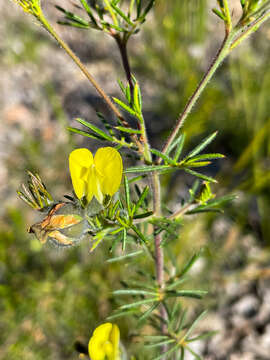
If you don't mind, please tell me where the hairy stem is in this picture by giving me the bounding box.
[151,171,168,356]
[231,10,270,49]
[39,15,128,126]
[114,27,167,354]
[115,35,134,93]
[159,32,235,162]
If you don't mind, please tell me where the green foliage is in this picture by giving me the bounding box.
[5,0,270,358]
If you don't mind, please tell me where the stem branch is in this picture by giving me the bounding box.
[39,15,128,126]
[159,33,234,162]
[115,35,134,93]
[151,171,167,344]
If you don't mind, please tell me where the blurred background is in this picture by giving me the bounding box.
[1,0,270,359]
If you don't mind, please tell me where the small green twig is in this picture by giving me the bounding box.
[168,203,195,220]
[231,9,270,49]
[159,32,235,163]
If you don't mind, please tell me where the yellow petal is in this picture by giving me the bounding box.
[94,147,123,198]
[88,323,113,360]
[110,324,120,360]
[87,166,103,204]
[69,148,93,200]
[88,336,105,360]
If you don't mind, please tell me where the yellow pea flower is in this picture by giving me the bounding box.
[69,147,123,204]
[88,323,120,360]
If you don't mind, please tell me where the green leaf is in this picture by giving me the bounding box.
[79,0,98,26]
[201,194,236,208]
[179,252,202,278]
[212,7,227,20]
[55,5,90,26]
[182,310,208,341]
[113,97,137,116]
[133,211,153,219]
[188,331,218,342]
[133,82,142,113]
[166,290,207,299]
[142,0,156,18]
[188,180,200,202]
[117,79,126,96]
[120,298,157,310]
[187,195,236,214]
[134,186,149,213]
[186,153,225,161]
[122,228,127,251]
[166,133,185,156]
[75,118,113,141]
[68,127,103,140]
[113,289,157,296]
[152,344,180,360]
[107,309,139,320]
[131,225,148,243]
[125,165,171,173]
[136,0,142,18]
[184,168,217,183]
[166,276,188,291]
[100,21,126,32]
[111,3,134,25]
[138,303,159,324]
[151,148,176,165]
[186,346,202,360]
[124,175,131,215]
[185,161,212,168]
[96,112,115,136]
[115,126,141,134]
[143,335,169,341]
[57,21,90,29]
[145,339,175,348]
[106,250,143,263]
[174,133,186,161]
[184,131,218,160]
[241,0,246,7]
[176,308,188,333]
[180,347,185,360]
[127,280,156,291]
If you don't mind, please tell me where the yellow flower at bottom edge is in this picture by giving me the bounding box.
[69,147,123,204]
[88,323,120,360]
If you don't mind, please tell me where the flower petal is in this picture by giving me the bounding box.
[94,147,123,197]
[69,148,93,200]
[110,324,120,360]
[88,323,113,360]
[87,166,103,204]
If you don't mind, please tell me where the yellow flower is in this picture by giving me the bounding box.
[88,323,120,360]
[69,147,123,204]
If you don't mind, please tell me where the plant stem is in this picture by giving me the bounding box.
[151,171,167,351]
[231,10,270,49]
[159,32,235,162]
[39,15,128,126]
[115,35,134,93]
[168,203,196,220]
[113,25,167,354]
